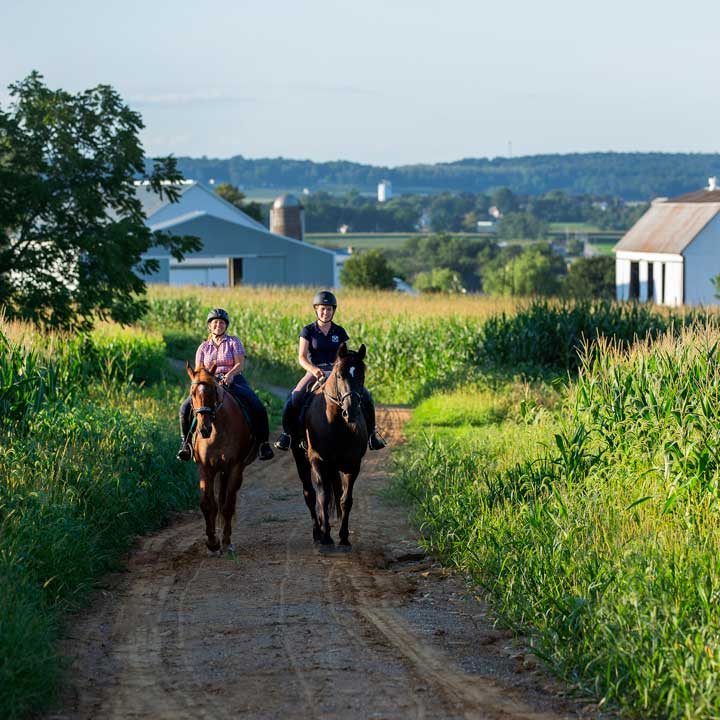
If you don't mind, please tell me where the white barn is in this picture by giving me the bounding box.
[615,184,720,306]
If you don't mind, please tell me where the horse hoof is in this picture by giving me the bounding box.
[207,548,222,557]
[312,528,322,543]
[206,539,221,554]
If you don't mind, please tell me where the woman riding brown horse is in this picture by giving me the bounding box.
[290,342,369,547]
[186,362,257,553]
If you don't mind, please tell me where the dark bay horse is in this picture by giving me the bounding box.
[291,343,369,548]
[186,362,257,553]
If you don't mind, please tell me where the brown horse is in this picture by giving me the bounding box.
[186,362,258,553]
[291,343,369,548]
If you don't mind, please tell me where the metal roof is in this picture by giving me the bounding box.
[667,189,720,203]
[272,193,302,210]
[614,201,720,255]
[135,182,194,218]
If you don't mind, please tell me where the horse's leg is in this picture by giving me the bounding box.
[221,464,243,552]
[338,470,358,548]
[310,457,333,545]
[199,468,220,552]
[293,447,321,542]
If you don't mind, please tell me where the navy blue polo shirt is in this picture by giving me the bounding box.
[300,321,349,367]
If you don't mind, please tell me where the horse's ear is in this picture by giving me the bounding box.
[337,342,347,358]
[358,343,366,360]
[186,361,194,379]
[208,362,217,376]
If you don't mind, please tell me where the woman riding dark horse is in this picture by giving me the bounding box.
[177,308,274,462]
[274,290,385,452]
[292,342,370,546]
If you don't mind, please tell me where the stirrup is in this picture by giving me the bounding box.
[258,442,274,461]
[369,432,386,450]
[176,441,193,461]
[274,433,291,451]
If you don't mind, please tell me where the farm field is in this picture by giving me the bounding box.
[4,290,720,718]
[305,230,621,253]
[305,232,419,250]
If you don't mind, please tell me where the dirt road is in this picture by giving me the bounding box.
[49,408,594,720]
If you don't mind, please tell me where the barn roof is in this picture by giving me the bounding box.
[133,181,267,231]
[614,200,720,255]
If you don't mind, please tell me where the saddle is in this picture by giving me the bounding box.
[297,390,318,429]
[224,388,254,432]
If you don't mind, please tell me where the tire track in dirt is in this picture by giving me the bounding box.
[48,407,596,720]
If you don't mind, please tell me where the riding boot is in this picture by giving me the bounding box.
[177,403,193,461]
[274,394,295,451]
[362,388,386,450]
[258,442,275,460]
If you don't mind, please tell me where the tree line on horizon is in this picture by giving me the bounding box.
[174,152,720,200]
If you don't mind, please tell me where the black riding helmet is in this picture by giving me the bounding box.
[312,290,337,308]
[206,308,230,326]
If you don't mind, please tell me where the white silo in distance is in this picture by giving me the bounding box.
[270,193,305,241]
[378,180,392,203]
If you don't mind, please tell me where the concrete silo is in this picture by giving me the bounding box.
[270,193,305,241]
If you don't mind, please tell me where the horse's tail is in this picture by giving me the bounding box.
[331,470,342,520]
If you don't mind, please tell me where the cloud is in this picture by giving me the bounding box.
[128,89,261,107]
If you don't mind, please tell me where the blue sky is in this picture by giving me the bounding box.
[3,0,720,165]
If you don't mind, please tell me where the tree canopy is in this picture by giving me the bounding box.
[0,72,200,331]
[174,152,720,200]
[340,249,395,290]
[564,256,616,300]
[214,183,265,224]
[481,245,566,297]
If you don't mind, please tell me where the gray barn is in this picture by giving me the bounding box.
[138,181,336,287]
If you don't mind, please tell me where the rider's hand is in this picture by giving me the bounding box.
[313,368,325,382]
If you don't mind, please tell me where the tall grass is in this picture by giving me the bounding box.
[0,324,195,719]
[478,299,703,372]
[145,289,713,401]
[394,323,720,718]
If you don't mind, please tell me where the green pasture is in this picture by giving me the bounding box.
[586,240,617,256]
[305,232,418,250]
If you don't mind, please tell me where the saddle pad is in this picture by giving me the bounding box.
[226,391,254,434]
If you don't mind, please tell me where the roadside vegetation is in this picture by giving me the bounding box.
[392,309,720,718]
[0,321,198,719]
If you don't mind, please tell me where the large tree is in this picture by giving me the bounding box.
[340,249,395,290]
[481,244,566,296]
[0,72,200,330]
[564,256,616,300]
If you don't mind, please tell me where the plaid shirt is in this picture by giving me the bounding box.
[195,335,245,375]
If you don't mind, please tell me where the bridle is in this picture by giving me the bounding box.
[191,379,225,422]
[323,365,363,420]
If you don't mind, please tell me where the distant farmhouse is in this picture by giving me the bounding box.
[138,182,336,287]
[615,179,720,306]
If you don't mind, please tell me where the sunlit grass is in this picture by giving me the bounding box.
[394,323,720,718]
[145,284,521,323]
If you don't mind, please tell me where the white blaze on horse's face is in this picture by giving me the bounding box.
[349,366,355,378]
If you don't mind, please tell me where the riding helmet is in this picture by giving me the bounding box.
[312,290,337,308]
[206,308,230,326]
